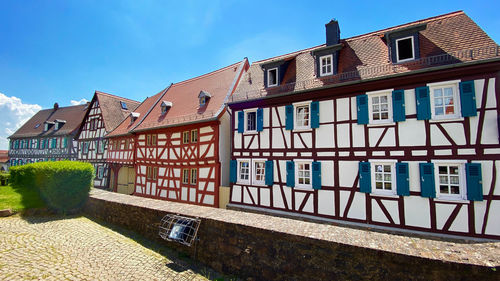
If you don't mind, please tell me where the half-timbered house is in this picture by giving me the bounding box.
[8,103,87,166]
[228,11,500,239]
[75,91,140,189]
[127,60,248,207]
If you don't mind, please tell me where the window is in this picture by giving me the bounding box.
[434,161,466,200]
[367,90,393,124]
[161,105,168,114]
[97,167,104,179]
[97,140,103,153]
[152,134,157,146]
[296,161,312,188]
[237,160,250,184]
[395,36,415,62]
[371,161,396,196]
[153,167,158,180]
[146,167,152,180]
[120,101,128,110]
[253,161,266,185]
[147,135,151,146]
[295,104,310,129]
[55,122,60,130]
[200,97,206,106]
[429,81,461,120]
[267,68,278,87]
[191,130,198,143]
[182,169,189,184]
[183,131,190,144]
[190,169,197,185]
[83,142,89,153]
[125,139,130,150]
[246,111,257,132]
[319,55,333,76]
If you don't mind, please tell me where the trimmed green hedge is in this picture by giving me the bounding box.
[0,172,9,186]
[9,161,94,212]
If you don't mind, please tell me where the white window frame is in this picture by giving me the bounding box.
[244,109,257,133]
[428,80,461,121]
[97,166,104,179]
[237,159,251,185]
[191,130,198,143]
[252,159,266,186]
[432,160,467,201]
[370,160,397,196]
[319,54,333,76]
[182,131,190,144]
[367,89,394,125]
[295,160,312,189]
[293,101,311,131]
[395,36,415,63]
[182,169,189,184]
[267,67,278,87]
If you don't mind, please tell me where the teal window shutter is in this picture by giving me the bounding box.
[265,160,274,186]
[311,101,320,128]
[63,137,68,148]
[466,163,483,201]
[359,162,371,193]
[229,160,237,183]
[312,161,321,189]
[285,105,294,130]
[396,163,410,196]
[237,111,244,133]
[286,161,295,187]
[459,81,477,117]
[52,138,57,148]
[419,163,436,198]
[392,90,406,122]
[37,139,40,149]
[257,108,264,132]
[356,95,369,124]
[415,86,431,120]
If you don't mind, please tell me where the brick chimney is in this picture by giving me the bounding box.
[53,102,59,111]
[325,19,340,46]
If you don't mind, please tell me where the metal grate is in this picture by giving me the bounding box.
[159,214,201,247]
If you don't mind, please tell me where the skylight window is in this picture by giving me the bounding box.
[120,101,128,110]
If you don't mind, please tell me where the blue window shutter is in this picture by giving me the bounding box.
[229,160,237,183]
[396,163,410,196]
[257,108,264,132]
[460,81,477,117]
[312,161,321,190]
[466,163,483,201]
[237,111,244,133]
[419,163,436,198]
[392,90,406,122]
[311,101,320,129]
[285,105,294,130]
[63,138,68,148]
[415,86,431,120]
[356,95,369,125]
[265,160,274,186]
[286,161,295,187]
[359,162,371,193]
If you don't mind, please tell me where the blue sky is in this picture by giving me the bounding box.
[0,0,499,149]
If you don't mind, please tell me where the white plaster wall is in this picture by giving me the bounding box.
[316,124,335,148]
[272,185,285,209]
[336,124,350,148]
[339,161,358,187]
[260,188,271,207]
[336,98,350,122]
[220,112,231,186]
[481,110,499,144]
[320,100,334,123]
[448,206,468,233]
[318,190,335,216]
[321,161,334,187]
[404,196,431,228]
[398,119,426,146]
[486,78,496,109]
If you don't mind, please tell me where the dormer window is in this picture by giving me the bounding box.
[120,101,128,110]
[198,91,211,107]
[385,23,426,64]
[54,120,66,130]
[396,36,415,63]
[161,101,172,114]
[267,68,278,87]
[43,121,54,132]
[130,112,140,124]
[319,55,333,76]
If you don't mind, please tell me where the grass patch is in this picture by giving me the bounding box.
[0,184,45,211]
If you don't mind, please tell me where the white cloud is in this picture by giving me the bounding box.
[70,98,88,105]
[0,93,42,150]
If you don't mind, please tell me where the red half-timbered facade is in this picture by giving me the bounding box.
[75,91,140,189]
[228,11,500,239]
[126,60,248,207]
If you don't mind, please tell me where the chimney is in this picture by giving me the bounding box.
[53,103,59,111]
[325,19,340,46]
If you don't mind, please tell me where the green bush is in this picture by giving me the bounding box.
[0,172,9,186]
[8,161,94,213]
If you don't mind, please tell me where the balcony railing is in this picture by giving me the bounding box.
[229,45,500,103]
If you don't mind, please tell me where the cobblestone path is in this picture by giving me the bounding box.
[0,215,214,281]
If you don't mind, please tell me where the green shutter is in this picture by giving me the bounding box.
[311,101,320,128]
[257,108,264,132]
[229,160,237,183]
[286,161,295,187]
[392,90,406,122]
[466,163,483,201]
[359,162,371,193]
[419,163,436,198]
[415,86,431,120]
[265,160,274,186]
[396,163,410,196]
[237,111,244,133]
[460,81,477,117]
[356,95,369,124]
[63,137,68,148]
[312,161,321,190]
[285,105,294,130]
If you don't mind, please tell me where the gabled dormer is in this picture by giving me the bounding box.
[198,91,211,107]
[262,59,291,88]
[160,101,173,115]
[312,19,342,77]
[44,121,55,132]
[54,119,66,130]
[385,23,427,63]
[130,112,140,124]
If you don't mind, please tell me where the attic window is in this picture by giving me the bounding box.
[267,68,278,87]
[43,121,54,132]
[130,112,140,123]
[161,101,173,114]
[120,101,128,110]
[396,36,415,62]
[54,120,66,130]
[34,124,40,129]
[198,91,211,107]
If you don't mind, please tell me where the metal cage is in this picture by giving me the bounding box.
[158,214,201,247]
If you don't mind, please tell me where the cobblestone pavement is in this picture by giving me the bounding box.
[0,215,217,281]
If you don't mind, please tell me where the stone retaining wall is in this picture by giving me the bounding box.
[83,189,499,281]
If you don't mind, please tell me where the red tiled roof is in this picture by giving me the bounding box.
[9,104,88,139]
[132,59,248,132]
[94,91,141,133]
[0,150,9,163]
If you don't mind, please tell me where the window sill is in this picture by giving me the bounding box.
[429,117,464,123]
[243,131,258,135]
[370,192,399,199]
[293,127,312,132]
[293,185,313,191]
[434,197,469,204]
[236,181,250,185]
[367,122,396,127]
